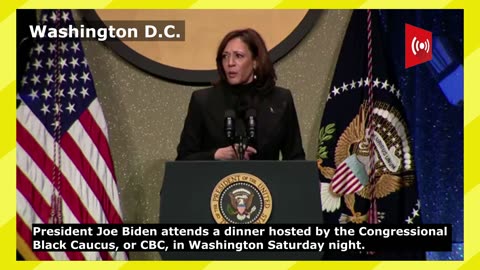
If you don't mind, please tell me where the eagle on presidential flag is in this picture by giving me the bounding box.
[317,10,423,260]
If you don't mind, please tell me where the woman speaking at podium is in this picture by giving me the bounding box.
[176,28,305,161]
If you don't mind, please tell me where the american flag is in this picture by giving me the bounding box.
[16,10,127,260]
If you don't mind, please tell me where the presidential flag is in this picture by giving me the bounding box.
[16,10,127,260]
[317,10,423,259]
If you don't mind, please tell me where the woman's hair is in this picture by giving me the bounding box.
[215,28,276,92]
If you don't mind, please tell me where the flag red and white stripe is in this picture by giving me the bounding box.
[16,9,127,260]
[331,159,364,195]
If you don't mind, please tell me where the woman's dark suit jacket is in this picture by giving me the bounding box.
[176,83,305,160]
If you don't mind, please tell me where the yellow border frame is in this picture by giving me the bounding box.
[3,1,476,269]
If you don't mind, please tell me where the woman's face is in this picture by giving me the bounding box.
[222,37,256,85]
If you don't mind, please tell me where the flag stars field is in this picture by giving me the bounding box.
[357,77,363,87]
[332,86,340,96]
[49,11,58,22]
[81,72,91,83]
[80,87,90,98]
[328,77,400,101]
[30,74,40,85]
[66,103,76,114]
[318,13,421,260]
[34,44,44,55]
[59,42,69,53]
[69,72,78,84]
[71,42,80,53]
[46,58,54,69]
[364,77,370,87]
[32,59,43,70]
[28,89,39,101]
[55,88,65,98]
[17,9,126,260]
[61,11,70,22]
[70,57,80,68]
[350,80,356,89]
[44,73,54,85]
[390,84,396,93]
[381,79,389,89]
[56,73,66,83]
[42,88,51,100]
[48,42,56,53]
[59,58,68,69]
[40,104,50,115]
[68,87,77,98]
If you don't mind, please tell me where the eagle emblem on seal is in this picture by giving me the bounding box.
[228,188,257,221]
[318,102,415,224]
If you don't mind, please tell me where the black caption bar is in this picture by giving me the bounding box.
[31,224,451,252]
[29,21,185,41]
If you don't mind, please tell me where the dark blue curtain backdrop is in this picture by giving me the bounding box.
[378,10,464,260]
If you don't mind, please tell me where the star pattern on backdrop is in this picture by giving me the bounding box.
[327,77,402,100]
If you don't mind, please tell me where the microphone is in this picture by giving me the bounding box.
[245,108,256,143]
[224,110,236,143]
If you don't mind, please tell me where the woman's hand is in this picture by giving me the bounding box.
[214,145,257,160]
[244,146,257,160]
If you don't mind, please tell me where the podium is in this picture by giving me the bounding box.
[159,160,324,260]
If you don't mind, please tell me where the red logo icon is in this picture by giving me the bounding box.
[405,23,432,68]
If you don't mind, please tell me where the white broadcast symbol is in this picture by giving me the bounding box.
[411,36,430,56]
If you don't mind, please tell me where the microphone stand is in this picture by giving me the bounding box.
[237,135,247,160]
